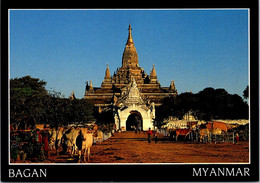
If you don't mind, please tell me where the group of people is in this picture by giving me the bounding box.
[10,124,99,163]
[134,126,142,134]
[133,127,158,144]
[147,128,158,144]
[10,125,50,163]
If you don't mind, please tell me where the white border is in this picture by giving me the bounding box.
[8,8,251,165]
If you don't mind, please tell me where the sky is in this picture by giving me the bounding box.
[9,9,249,98]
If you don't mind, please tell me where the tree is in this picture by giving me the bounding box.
[195,88,248,120]
[94,109,114,125]
[41,90,69,127]
[155,96,175,120]
[174,92,197,119]
[10,76,95,128]
[195,88,228,120]
[243,86,249,99]
[41,91,95,127]
[155,87,249,126]
[66,99,95,125]
[227,94,248,119]
[10,76,48,125]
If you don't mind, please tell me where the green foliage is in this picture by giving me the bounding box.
[94,110,114,125]
[66,99,95,125]
[10,76,48,123]
[243,86,249,99]
[155,87,249,126]
[195,88,248,120]
[10,76,94,128]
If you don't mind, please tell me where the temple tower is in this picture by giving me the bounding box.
[122,24,139,68]
[84,24,178,120]
[150,64,158,84]
[101,64,112,89]
[112,24,145,86]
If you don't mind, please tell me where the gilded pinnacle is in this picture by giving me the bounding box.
[105,63,111,79]
[126,24,134,46]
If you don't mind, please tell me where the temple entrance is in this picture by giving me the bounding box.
[126,111,143,131]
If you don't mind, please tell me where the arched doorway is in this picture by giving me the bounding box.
[126,111,143,131]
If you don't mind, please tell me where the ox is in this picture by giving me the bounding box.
[64,127,93,162]
[49,127,65,150]
[175,129,192,141]
[199,127,226,143]
[93,130,103,144]
[63,127,80,156]
[199,128,211,143]
[227,124,239,132]
[211,128,223,135]
[213,122,228,133]
[78,128,93,162]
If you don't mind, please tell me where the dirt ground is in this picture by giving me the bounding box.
[89,131,249,163]
[38,131,248,164]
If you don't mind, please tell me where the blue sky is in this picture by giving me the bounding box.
[10,9,249,98]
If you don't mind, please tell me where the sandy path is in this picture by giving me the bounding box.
[89,131,249,163]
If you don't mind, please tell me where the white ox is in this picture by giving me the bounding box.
[64,128,80,156]
[49,127,65,150]
[64,127,94,162]
[93,130,103,144]
[199,128,225,142]
[211,128,223,135]
[199,128,211,142]
[78,128,93,162]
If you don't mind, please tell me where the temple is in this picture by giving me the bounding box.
[84,24,177,130]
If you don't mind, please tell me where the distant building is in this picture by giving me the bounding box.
[162,112,197,129]
[84,24,177,131]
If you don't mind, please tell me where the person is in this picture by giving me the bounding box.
[134,127,138,134]
[10,141,18,163]
[235,132,239,143]
[31,127,37,143]
[154,131,158,143]
[41,125,49,158]
[55,126,60,155]
[35,129,44,161]
[35,129,42,144]
[147,128,152,143]
[61,129,70,155]
[76,130,85,163]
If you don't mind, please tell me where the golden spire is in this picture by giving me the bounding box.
[122,24,138,68]
[170,80,176,90]
[105,63,111,79]
[150,64,157,77]
[126,24,134,46]
[89,80,93,90]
